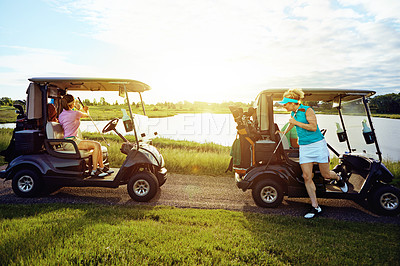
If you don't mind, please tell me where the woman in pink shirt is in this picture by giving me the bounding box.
[59,94,108,177]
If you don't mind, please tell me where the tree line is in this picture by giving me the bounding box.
[1,93,400,114]
[369,93,400,114]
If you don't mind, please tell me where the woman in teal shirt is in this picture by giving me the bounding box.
[279,89,347,219]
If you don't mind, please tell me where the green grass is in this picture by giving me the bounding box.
[383,159,400,187]
[0,204,399,265]
[0,106,18,123]
[372,114,400,119]
[83,132,232,176]
[0,128,13,165]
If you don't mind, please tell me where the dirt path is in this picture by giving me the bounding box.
[0,172,399,224]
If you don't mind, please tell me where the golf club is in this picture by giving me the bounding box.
[264,109,299,169]
[77,97,110,146]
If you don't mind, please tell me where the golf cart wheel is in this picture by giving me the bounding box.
[252,179,284,208]
[11,169,43,197]
[368,185,400,216]
[127,171,159,202]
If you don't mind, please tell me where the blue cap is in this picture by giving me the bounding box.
[279,97,299,104]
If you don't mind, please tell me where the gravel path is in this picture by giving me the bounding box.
[0,171,399,224]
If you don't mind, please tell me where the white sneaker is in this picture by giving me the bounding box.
[304,206,322,219]
[336,177,348,193]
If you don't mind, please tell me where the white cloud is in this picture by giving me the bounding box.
[338,0,400,22]
[2,0,399,102]
[0,45,95,99]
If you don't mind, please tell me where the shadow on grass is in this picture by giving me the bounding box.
[240,198,400,265]
[240,195,400,225]
[0,204,156,264]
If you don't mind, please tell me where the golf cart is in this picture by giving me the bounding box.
[229,88,399,216]
[0,77,167,202]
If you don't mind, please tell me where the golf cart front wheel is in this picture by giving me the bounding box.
[12,169,43,197]
[252,179,284,208]
[127,171,159,202]
[368,185,400,216]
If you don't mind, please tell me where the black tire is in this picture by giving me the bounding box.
[11,169,43,197]
[367,185,400,216]
[127,171,159,202]
[252,179,284,208]
[157,174,167,187]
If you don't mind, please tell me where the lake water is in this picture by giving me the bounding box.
[1,113,399,161]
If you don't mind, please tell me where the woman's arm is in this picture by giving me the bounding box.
[78,106,89,118]
[289,108,318,132]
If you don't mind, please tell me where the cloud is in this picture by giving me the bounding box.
[0,45,95,98]
[3,0,399,102]
[338,0,400,22]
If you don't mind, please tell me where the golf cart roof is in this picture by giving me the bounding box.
[28,77,151,92]
[258,88,375,103]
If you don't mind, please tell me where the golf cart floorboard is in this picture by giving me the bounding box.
[83,172,117,182]
[325,183,359,194]
[324,173,365,194]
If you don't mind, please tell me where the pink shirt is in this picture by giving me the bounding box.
[58,110,83,138]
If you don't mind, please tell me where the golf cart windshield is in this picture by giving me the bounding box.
[340,98,379,159]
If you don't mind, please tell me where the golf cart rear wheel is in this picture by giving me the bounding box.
[368,185,400,216]
[11,169,43,197]
[252,179,284,208]
[127,171,159,202]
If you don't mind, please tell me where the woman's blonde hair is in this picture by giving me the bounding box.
[61,94,75,111]
[283,88,304,101]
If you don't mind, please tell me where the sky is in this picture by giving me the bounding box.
[0,0,399,104]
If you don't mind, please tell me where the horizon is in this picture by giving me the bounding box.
[1,0,400,104]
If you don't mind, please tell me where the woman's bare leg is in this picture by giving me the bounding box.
[319,163,339,181]
[300,162,319,208]
[78,140,104,169]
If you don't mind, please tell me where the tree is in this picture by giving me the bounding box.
[0,97,13,106]
[370,93,400,114]
[99,97,109,106]
[83,99,91,106]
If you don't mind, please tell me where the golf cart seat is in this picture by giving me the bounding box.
[45,122,107,158]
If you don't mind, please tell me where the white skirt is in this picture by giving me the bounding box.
[299,139,330,164]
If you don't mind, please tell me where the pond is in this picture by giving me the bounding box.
[1,113,399,161]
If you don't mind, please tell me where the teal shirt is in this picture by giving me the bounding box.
[291,104,324,145]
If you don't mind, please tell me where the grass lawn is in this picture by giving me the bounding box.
[0,106,18,123]
[0,204,399,265]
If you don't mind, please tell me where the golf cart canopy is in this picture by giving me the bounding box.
[28,77,151,92]
[257,88,375,103]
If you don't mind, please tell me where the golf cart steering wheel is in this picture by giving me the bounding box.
[102,118,119,133]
